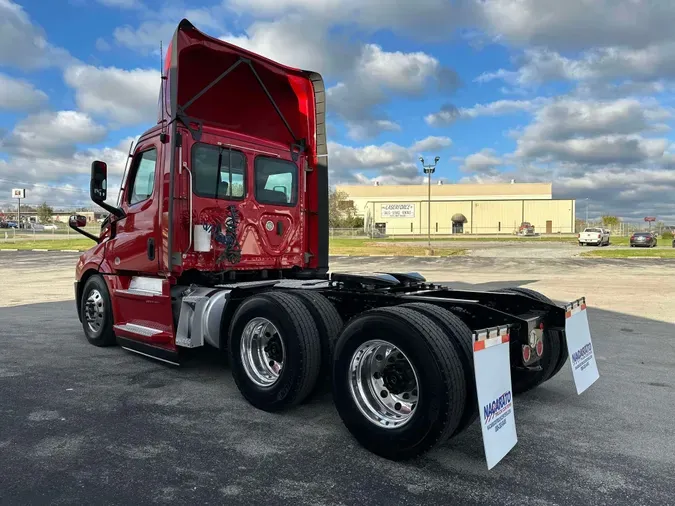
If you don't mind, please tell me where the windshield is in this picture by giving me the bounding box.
[585,228,602,233]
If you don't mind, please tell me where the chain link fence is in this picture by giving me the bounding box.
[0,223,102,244]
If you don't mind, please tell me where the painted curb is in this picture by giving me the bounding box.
[0,249,18,252]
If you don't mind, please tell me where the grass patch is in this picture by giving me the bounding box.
[0,237,467,258]
[329,237,466,256]
[330,245,466,257]
[581,248,675,258]
[0,239,95,251]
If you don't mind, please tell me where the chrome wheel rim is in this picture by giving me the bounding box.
[240,317,285,387]
[84,289,105,334]
[348,340,419,429]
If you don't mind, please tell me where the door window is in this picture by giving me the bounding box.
[192,144,246,199]
[128,148,157,205]
[254,157,297,206]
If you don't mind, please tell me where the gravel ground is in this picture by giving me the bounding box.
[1,251,674,505]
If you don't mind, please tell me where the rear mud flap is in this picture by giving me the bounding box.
[564,298,600,394]
[472,325,517,470]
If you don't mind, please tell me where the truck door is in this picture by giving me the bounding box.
[253,155,304,259]
[108,138,161,274]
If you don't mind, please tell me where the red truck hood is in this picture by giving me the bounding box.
[159,19,323,153]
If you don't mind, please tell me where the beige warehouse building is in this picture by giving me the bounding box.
[335,181,575,236]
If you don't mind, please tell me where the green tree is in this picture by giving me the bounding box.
[36,202,54,223]
[575,219,586,233]
[328,188,360,228]
[600,215,620,229]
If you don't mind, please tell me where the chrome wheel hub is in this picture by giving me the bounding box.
[240,317,285,387]
[348,340,419,429]
[84,289,105,334]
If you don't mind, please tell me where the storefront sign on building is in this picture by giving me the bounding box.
[381,203,415,218]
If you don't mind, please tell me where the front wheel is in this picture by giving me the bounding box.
[332,306,467,461]
[80,275,116,347]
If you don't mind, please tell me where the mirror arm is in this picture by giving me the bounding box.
[68,221,102,244]
[94,200,125,219]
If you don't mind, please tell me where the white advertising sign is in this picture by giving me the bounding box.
[381,203,415,218]
[11,188,25,199]
[473,326,518,470]
[564,298,600,395]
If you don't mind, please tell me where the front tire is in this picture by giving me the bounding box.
[228,291,322,412]
[80,275,116,347]
[332,306,467,461]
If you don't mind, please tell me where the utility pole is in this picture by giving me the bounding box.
[419,156,440,249]
[585,198,589,226]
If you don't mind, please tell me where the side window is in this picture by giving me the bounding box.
[254,157,297,206]
[192,143,246,199]
[128,148,157,205]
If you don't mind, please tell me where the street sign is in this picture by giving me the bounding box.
[644,216,656,222]
[11,189,25,199]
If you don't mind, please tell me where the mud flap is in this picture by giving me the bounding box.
[564,298,599,394]
[472,325,518,470]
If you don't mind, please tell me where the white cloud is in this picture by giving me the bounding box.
[0,136,134,209]
[0,111,107,159]
[226,0,474,39]
[112,6,225,54]
[0,0,72,69]
[425,99,545,126]
[520,98,670,142]
[0,73,48,112]
[515,135,668,166]
[411,136,452,153]
[64,64,160,126]
[478,44,675,86]
[113,21,177,55]
[97,0,140,8]
[95,37,112,51]
[325,43,456,140]
[328,135,452,184]
[460,148,503,173]
[476,0,675,51]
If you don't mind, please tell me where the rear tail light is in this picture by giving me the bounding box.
[597,234,601,238]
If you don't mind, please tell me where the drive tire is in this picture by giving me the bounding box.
[399,302,477,436]
[494,287,568,393]
[291,290,343,389]
[228,291,322,412]
[80,275,116,347]
[332,306,466,461]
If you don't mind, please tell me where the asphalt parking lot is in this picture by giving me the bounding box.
[1,252,674,505]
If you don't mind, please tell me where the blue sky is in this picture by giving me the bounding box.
[1,0,675,221]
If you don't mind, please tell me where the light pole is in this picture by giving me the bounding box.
[585,198,589,226]
[419,156,440,248]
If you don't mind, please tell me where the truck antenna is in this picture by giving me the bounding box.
[160,40,167,135]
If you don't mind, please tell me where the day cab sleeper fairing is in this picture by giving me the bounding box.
[158,19,329,280]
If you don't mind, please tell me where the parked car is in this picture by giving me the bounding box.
[630,232,657,247]
[42,224,58,230]
[517,221,536,236]
[578,227,610,246]
[6,221,18,228]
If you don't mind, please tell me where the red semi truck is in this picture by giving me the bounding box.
[69,19,596,462]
